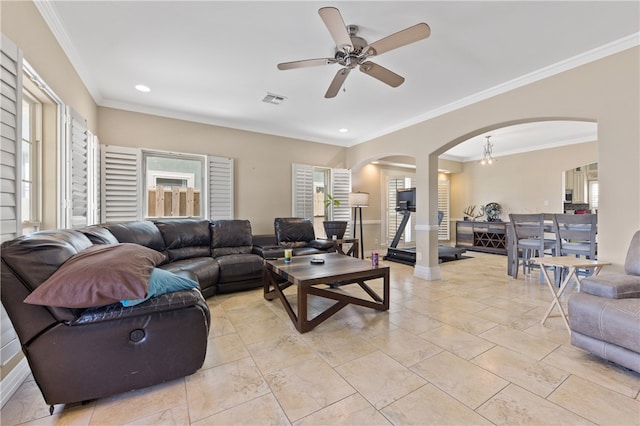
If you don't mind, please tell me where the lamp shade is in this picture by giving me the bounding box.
[349,192,369,207]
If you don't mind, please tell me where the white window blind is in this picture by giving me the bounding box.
[208,155,234,220]
[292,164,351,223]
[67,106,88,228]
[330,168,351,233]
[0,35,24,394]
[438,179,450,240]
[589,180,599,210]
[292,163,314,218]
[87,132,100,225]
[101,145,141,223]
[0,34,22,242]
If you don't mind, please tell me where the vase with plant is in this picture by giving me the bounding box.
[322,194,347,239]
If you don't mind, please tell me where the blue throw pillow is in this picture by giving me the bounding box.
[121,268,198,307]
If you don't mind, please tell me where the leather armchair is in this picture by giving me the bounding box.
[568,230,640,372]
[274,217,336,256]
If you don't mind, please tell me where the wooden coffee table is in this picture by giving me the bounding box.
[263,253,390,333]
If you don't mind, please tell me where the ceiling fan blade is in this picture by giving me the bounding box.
[318,7,353,52]
[364,23,431,56]
[359,61,405,87]
[277,58,335,70]
[325,68,351,98]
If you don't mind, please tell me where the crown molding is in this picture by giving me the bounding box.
[34,0,102,103]
[350,32,640,147]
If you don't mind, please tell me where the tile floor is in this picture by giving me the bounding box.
[2,252,639,425]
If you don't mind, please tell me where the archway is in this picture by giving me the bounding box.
[419,118,597,280]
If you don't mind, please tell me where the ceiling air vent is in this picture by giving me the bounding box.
[262,93,286,105]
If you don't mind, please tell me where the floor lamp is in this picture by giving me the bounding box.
[349,192,369,259]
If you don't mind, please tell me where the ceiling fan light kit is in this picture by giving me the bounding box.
[277,6,430,98]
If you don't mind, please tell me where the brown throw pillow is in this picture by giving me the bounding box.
[24,243,166,308]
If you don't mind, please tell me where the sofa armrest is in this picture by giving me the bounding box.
[580,274,640,299]
[70,288,210,327]
[252,245,284,259]
[308,239,336,251]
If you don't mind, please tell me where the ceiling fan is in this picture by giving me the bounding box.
[277,7,431,98]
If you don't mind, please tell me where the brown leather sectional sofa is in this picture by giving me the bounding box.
[1,217,334,409]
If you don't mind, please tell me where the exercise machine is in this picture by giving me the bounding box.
[384,188,417,265]
[384,188,466,266]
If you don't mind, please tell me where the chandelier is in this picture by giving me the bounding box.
[480,135,496,165]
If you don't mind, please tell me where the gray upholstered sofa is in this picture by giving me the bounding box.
[568,230,640,372]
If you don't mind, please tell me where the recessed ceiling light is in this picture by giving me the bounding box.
[135,84,151,93]
[339,128,348,133]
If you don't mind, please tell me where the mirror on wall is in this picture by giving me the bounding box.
[564,162,598,213]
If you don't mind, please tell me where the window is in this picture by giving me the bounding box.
[144,152,205,218]
[21,91,41,231]
[292,164,351,238]
[589,180,599,211]
[438,179,450,240]
[101,145,233,222]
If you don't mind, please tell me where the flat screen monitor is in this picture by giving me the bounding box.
[396,188,416,211]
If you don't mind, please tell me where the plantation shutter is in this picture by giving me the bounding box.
[292,163,313,218]
[101,145,141,222]
[0,34,22,242]
[0,35,23,386]
[87,132,100,225]
[67,106,88,228]
[330,168,352,233]
[438,180,450,240]
[208,155,234,220]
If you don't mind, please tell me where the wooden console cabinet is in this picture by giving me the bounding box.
[456,221,507,255]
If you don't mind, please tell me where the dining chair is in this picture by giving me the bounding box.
[553,213,597,280]
[509,213,557,280]
[553,213,597,259]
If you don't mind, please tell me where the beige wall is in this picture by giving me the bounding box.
[98,108,346,234]
[2,1,98,131]
[351,141,598,253]
[451,141,598,221]
[348,47,640,270]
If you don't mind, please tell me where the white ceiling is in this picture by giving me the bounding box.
[37,1,638,157]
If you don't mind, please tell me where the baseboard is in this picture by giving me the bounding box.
[414,264,441,281]
[1,357,31,408]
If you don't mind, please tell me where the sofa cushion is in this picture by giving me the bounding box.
[580,274,640,299]
[275,217,316,244]
[309,239,337,251]
[210,220,253,257]
[292,246,327,256]
[121,268,198,307]
[215,253,264,284]
[159,257,219,297]
[24,243,166,308]
[103,221,166,253]
[78,225,119,245]
[154,219,211,261]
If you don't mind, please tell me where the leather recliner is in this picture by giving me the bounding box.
[0,229,210,408]
[274,217,336,256]
[568,230,640,372]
